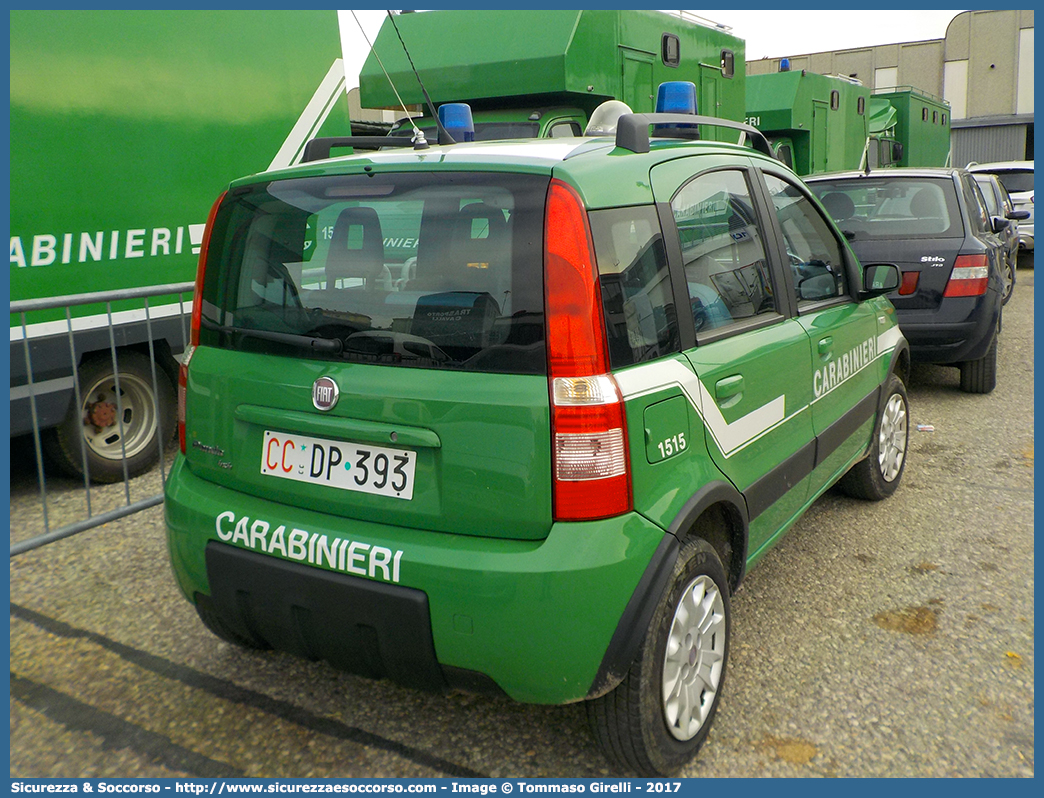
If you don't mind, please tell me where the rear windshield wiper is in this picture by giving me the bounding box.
[200,317,343,354]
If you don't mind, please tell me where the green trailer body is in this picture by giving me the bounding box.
[871,87,952,168]
[745,71,871,176]
[359,9,745,141]
[10,10,350,479]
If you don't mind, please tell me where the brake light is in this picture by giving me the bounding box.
[943,253,989,297]
[898,271,920,295]
[177,346,193,455]
[544,179,632,521]
[190,192,226,348]
[180,192,225,454]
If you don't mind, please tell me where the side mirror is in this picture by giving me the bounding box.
[991,216,1011,234]
[862,263,900,296]
[891,142,904,162]
[1007,209,1031,221]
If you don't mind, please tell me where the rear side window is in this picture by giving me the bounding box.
[809,177,964,240]
[963,176,991,234]
[972,175,1000,216]
[199,172,549,374]
[590,206,679,368]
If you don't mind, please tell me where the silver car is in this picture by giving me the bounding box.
[968,161,1034,252]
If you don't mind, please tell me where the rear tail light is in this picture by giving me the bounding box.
[177,346,194,455]
[180,192,225,454]
[898,271,920,295]
[943,253,989,297]
[544,179,632,521]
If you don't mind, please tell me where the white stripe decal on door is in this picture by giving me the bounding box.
[615,359,785,459]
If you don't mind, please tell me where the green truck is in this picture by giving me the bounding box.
[10,10,350,481]
[359,9,746,141]
[746,71,951,175]
[745,70,871,175]
[869,86,953,168]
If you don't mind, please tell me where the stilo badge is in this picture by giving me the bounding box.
[312,377,339,412]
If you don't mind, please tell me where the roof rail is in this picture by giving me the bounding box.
[662,10,732,32]
[871,85,949,105]
[301,135,426,163]
[615,113,775,159]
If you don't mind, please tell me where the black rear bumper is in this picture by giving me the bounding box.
[201,541,500,694]
[898,294,1000,364]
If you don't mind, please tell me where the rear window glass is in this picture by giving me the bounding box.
[199,172,549,374]
[810,177,963,240]
[991,170,1033,194]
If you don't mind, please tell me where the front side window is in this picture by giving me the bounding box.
[591,206,679,368]
[548,121,582,138]
[764,175,849,305]
[670,170,778,333]
[199,172,549,374]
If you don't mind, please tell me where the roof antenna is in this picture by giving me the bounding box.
[351,10,428,149]
[384,10,456,144]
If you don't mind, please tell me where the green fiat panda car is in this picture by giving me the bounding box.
[165,92,909,776]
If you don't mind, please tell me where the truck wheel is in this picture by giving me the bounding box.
[959,335,998,394]
[44,351,175,483]
[587,538,730,776]
[838,373,909,500]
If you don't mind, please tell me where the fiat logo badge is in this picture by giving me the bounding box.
[312,377,339,412]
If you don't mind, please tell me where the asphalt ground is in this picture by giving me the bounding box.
[9,263,1034,778]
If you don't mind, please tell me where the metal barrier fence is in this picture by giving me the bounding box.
[10,282,195,556]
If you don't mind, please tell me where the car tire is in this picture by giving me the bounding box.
[586,537,730,776]
[959,334,998,394]
[43,351,175,483]
[194,595,270,650]
[838,373,909,501]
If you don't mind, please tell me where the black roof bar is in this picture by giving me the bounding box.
[615,113,775,159]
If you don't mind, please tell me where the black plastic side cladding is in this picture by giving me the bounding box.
[585,533,680,699]
[668,480,750,590]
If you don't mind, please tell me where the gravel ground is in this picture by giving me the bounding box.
[9,265,1033,778]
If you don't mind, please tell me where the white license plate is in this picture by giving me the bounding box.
[261,430,416,500]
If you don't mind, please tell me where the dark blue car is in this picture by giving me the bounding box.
[806,168,1006,393]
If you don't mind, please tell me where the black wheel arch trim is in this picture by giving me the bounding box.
[585,481,749,700]
[886,337,912,389]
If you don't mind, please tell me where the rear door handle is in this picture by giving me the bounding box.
[818,336,834,359]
